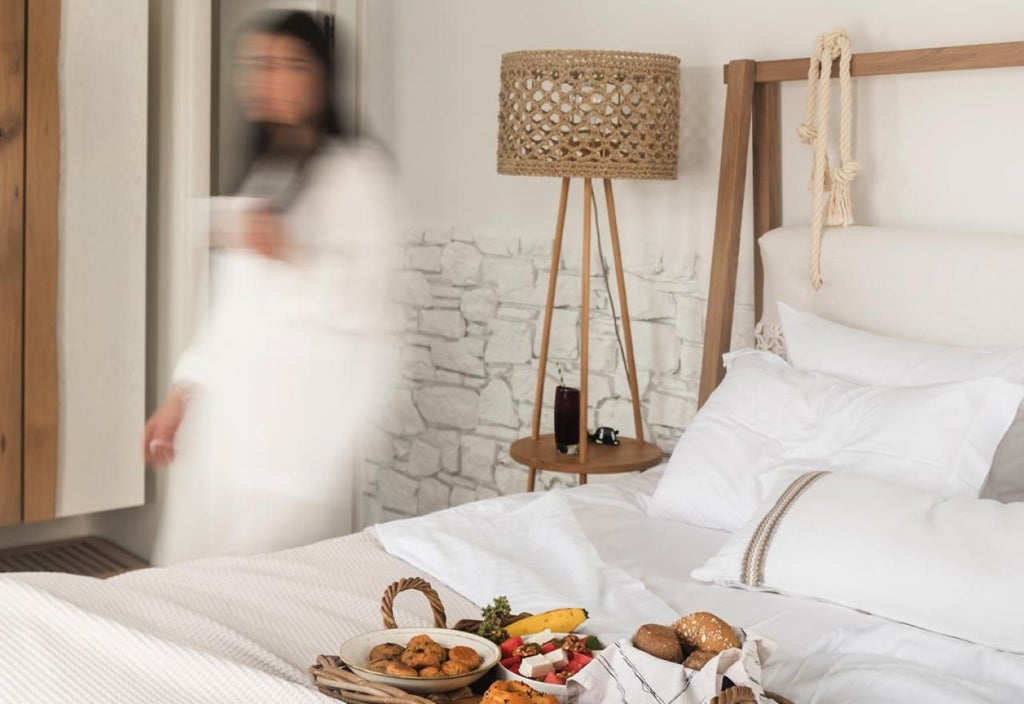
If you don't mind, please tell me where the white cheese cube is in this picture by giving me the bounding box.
[523,629,554,645]
[544,648,568,669]
[519,654,553,678]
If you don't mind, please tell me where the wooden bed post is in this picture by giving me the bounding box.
[752,82,782,322]
[698,60,755,408]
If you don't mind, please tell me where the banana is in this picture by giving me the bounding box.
[505,607,589,637]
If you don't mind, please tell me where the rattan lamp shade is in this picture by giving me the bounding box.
[497,50,681,180]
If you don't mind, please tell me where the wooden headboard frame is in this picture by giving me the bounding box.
[697,40,1024,408]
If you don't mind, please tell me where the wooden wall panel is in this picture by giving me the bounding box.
[0,0,25,526]
[23,0,60,522]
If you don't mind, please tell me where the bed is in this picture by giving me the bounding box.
[5,37,1024,704]
[3,469,1022,702]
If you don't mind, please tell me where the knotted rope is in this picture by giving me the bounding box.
[798,29,861,289]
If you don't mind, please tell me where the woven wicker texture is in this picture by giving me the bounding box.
[497,50,681,179]
[312,578,474,703]
[381,577,447,629]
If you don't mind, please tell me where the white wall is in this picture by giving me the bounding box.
[367,0,1024,301]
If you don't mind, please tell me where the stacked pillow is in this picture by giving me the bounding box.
[649,301,1024,650]
[777,302,1024,502]
[649,302,1024,530]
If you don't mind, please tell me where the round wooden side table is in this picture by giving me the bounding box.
[510,433,663,491]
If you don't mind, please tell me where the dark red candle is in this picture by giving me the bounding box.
[554,385,580,454]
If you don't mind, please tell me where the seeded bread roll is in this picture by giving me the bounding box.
[671,612,741,654]
[632,623,684,663]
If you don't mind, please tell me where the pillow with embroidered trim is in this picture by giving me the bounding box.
[691,469,1024,654]
[646,349,1024,531]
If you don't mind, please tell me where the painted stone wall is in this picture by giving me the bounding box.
[361,224,753,524]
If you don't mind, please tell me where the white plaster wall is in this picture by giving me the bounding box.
[56,0,148,517]
[369,0,1024,305]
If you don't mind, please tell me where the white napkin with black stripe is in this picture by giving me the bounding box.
[568,633,776,704]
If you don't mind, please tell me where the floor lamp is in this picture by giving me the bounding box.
[497,50,681,491]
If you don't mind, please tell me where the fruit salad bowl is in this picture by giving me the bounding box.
[495,631,604,702]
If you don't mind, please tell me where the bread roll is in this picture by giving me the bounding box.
[682,649,716,670]
[671,612,740,653]
[632,623,683,663]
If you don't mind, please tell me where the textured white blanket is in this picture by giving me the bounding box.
[0,531,480,703]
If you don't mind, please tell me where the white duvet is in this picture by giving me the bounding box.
[1,471,1022,703]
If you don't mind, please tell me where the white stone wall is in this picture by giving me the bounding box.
[361,224,754,524]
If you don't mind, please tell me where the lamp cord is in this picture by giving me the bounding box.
[590,191,629,380]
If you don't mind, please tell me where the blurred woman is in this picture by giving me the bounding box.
[144,12,399,564]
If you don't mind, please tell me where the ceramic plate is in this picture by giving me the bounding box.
[339,627,500,695]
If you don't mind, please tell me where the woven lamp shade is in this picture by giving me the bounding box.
[497,49,681,180]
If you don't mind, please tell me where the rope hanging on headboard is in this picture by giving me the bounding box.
[798,29,862,289]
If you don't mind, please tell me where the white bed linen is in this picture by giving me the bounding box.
[2,470,1022,702]
[375,490,678,639]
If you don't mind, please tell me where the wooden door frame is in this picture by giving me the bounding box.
[0,0,27,526]
[0,0,60,526]
[23,0,60,522]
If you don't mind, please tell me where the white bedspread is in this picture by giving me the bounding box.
[375,490,677,639]
[2,470,1022,703]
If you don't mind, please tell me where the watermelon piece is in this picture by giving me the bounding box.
[543,671,563,685]
[571,651,594,667]
[500,636,523,658]
[540,642,558,654]
[500,655,521,670]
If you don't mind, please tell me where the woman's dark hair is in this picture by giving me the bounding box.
[244,11,350,160]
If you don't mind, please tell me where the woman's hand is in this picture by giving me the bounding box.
[242,209,289,260]
[143,386,189,467]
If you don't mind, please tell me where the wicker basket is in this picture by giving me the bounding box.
[309,577,478,704]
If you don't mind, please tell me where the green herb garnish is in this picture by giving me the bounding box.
[478,596,511,643]
[584,635,605,650]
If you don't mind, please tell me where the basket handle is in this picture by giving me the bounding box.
[380,577,447,629]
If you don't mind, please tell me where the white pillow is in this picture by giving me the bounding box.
[692,469,1024,654]
[778,301,1024,385]
[779,302,1024,503]
[647,350,1024,531]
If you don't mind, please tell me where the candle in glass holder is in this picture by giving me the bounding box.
[554,385,580,454]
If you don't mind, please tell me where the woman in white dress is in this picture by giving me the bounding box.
[143,12,398,565]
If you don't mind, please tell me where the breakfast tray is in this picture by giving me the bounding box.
[309,577,479,704]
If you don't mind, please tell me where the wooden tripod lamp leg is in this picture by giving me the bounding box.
[528,177,571,492]
[602,179,644,443]
[579,178,593,474]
